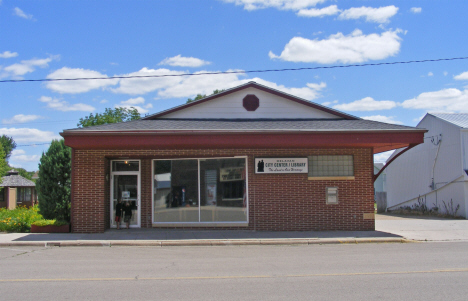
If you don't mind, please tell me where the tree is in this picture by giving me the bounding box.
[0,144,9,184]
[77,107,141,128]
[186,89,225,103]
[0,135,17,162]
[36,140,72,222]
[12,167,33,180]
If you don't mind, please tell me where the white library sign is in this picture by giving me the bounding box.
[255,158,308,174]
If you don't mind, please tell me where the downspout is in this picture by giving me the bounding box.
[373,143,419,183]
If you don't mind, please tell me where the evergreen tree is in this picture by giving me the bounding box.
[36,140,71,222]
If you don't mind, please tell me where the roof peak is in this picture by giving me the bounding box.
[143,81,359,121]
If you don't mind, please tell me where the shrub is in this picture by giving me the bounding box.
[0,205,43,232]
[32,219,68,227]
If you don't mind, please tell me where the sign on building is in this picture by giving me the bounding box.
[255,158,308,174]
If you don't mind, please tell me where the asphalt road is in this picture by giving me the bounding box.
[1,242,468,300]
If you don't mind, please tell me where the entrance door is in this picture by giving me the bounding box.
[111,161,140,228]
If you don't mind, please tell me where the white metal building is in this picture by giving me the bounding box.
[386,113,468,217]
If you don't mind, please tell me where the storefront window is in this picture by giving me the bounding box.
[153,157,248,224]
[153,160,199,223]
[200,158,247,222]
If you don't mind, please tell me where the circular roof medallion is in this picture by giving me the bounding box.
[243,94,259,111]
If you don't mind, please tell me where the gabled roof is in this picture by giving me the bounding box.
[143,81,359,120]
[430,113,468,129]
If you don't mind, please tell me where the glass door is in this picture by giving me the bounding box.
[111,160,140,228]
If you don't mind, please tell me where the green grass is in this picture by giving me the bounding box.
[0,205,44,232]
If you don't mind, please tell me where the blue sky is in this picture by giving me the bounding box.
[1,0,468,171]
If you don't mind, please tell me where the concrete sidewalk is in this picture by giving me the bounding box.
[2,213,466,247]
[0,228,407,247]
[376,213,468,241]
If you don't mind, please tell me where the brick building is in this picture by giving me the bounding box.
[61,82,425,233]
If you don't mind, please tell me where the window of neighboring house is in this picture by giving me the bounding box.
[0,188,4,202]
[16,188,31,203]
[308,155,354,179]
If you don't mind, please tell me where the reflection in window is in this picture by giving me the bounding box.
[153,160,199,223]
[200,158,247,222]
[153,158,247,223]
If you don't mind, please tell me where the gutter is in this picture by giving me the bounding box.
[61,129,427,136]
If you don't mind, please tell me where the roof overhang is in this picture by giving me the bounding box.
[61,130,425,154]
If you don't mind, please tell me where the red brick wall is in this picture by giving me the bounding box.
[71,148,374,233]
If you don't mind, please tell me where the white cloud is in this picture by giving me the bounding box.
[0,51,18,58]
[154,69,325,101]
[401,88,468,112]
[444,71,448,76]
[2,114,43,124]
[14,7,33,20]
[0,128,60,143]
[115,97,153,114]
[221,0,326,11]
[46,67,119,94]
[374,150,393,163]
[39,96,95,112]
[112,68,185,95]
[454,71,468,80]
[362,115,402,124]
[427,72,433,77]
[333,97,396,111]
[410,7,422,14]
[159,55,211,67]
[10,150,40,163]
[269,29,402,64]
[321,100,337,106]
[297,5,339,17]
[338,6,398,23]
[3,56,58,76]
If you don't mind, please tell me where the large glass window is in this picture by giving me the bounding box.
[153,160,199,223]
[200,158,247,222]
[153,157,248,224]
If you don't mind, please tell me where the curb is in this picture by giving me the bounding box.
[0,237,411,247]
